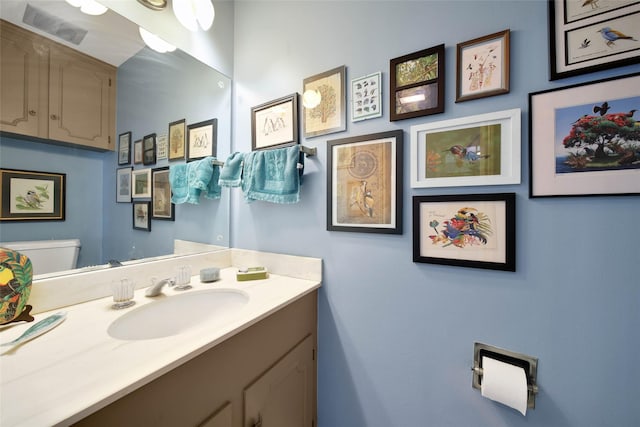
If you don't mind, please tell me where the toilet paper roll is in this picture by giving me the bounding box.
[481,356,528,415]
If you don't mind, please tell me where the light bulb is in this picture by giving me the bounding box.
[173,0,215,32]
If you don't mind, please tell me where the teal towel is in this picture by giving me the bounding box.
[170,157,220,204]
[205,162,222,200]
[169,163,189,204]
[218,152,244,187]
[242,145,301,204]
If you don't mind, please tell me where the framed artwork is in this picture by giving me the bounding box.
[131,168,152,199]
[168,119,186,161]
[116,167,132,203]
[156,134,168,161]
[390,44,444,121]
[549,0,640,80]
[133,201,151,231]
[529,72,640,197]
[351,71,382,122]
[142,133,157,165]
[327,130,403,234]
[251,93,299,151]
[456,29,510,102]
[0,169,65,221]
[410,109,521,188]
[152,167,174,220]
[133,139,143,164]
[118,131,132,165]
[187,119,217,161]
[303,65,346,138]
[412,193,516,272]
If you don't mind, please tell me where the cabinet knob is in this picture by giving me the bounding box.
[29,110,36,116]
[50,114,58,120]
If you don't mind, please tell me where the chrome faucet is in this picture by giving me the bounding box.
[145,277,175,297]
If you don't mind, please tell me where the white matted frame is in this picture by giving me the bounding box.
[116,167,132,203]
[410,109,521,188]
[131,168,152,199]
[351,72,382,122]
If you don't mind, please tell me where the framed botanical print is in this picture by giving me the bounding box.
[0,169,65,221]
[251,93,299,151]
[351,71,382,122]
[168,119,186,161]
[327,130,403,234]
[116,167,132,203]
[187,119,217,161]
[131,168,152,199]
[303,66,347,138]
[390,44,444,121]
[118,131,132,165]
[142,133,157,165]
[133,201,151,231]
[152,167,174,220]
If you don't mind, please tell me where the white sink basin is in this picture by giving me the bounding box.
[107,289,249,340]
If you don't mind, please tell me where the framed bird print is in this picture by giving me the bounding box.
[412,193,516,272]
[529,72,640,197]
[0,168,65,221]
[326,130,403,234]
[549,0,640,80]
[409,109,521,188]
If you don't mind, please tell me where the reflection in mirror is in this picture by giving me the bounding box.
[0,1,231,280]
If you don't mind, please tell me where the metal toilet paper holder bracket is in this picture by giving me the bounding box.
[471,342,539,409]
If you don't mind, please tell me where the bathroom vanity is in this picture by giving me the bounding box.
[0,249,321,427]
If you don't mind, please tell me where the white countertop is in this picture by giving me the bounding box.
[0,260,321,427]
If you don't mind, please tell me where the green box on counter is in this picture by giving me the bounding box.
[236,267,268,281]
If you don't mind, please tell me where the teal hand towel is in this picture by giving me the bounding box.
[184,157,214,204]
[169,163,189,204]
[205,162,222,200]
[218,152,244,187]
[242,145,301,204]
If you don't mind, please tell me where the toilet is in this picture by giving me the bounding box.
[0,239,81,275]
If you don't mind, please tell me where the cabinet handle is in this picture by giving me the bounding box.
[29,110,36,116]
[50,114,58,120]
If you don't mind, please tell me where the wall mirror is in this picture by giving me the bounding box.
[0,0,231,279]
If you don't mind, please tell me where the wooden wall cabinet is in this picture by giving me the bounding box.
[0,20,116,151]
[74,291,318,427]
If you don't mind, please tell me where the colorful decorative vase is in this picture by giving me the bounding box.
[0,248,34,325]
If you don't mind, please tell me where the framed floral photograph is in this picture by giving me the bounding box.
[351,71,382,122]
[133,139,143,164]
[118,131,132,165]
[529,72,640,197]
[251,93,299,151]
[131,168,152,199]
[549,0,640,80]
[390,44,444,121]
[133,201,151,231]
[116,167,132,203]
[168,119,186,161]
[456,29,510,102]
[187,119,217,161]
[303,65,346,138]
[142,133,157,165]
[152,167,174,220]
[0,168,65,221]
[412,193,516,271]
[410,109,521,188]
[327,130,403,234]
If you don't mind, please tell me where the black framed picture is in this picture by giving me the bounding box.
[251,93,299,151]
[187,119,217,161]
[142,133,157,165]
[133,201,151,231]
[152,167,174,220]
[0,168,65,221]
[118,131,132,165]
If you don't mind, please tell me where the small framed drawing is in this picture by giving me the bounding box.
[152,167,174,220]
[412,193,516,272]
[0,168,65,221]
[187,119,217,161]
[456,29,510,102]
[142,133,157,165]
[116,167,132,203]
[251,93,299,151]
[168,119,186,161]
[156,134,168,161]
[410,109,521,188]
[327,130,403,234]
[390,44,444,121]
[133,139,143,164]
[549,0,640,80]
[303,65,346,138]
[131,168,152,199]
[529,72,640,197]
[351,71,382,122]
[118,131,132,165]
[133,201,151,231]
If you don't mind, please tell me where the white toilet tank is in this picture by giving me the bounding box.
[0,239,81,275]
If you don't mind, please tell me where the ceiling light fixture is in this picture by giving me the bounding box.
[64,0,108,16]
[137,0,168,11]
[139,27,176,53]
[173,0,215,32]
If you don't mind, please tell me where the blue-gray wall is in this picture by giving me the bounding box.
[232,1,640,426]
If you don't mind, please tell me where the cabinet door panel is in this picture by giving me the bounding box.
[244,334,314,427]
[199,402,232,427]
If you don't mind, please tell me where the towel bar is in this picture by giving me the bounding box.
[211,145,316,167]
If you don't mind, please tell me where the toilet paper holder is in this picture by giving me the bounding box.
[471,342,539,409]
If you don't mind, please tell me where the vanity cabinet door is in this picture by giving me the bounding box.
[244,334,315,427]
[48,46,116,151]
[0,22,48,137]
